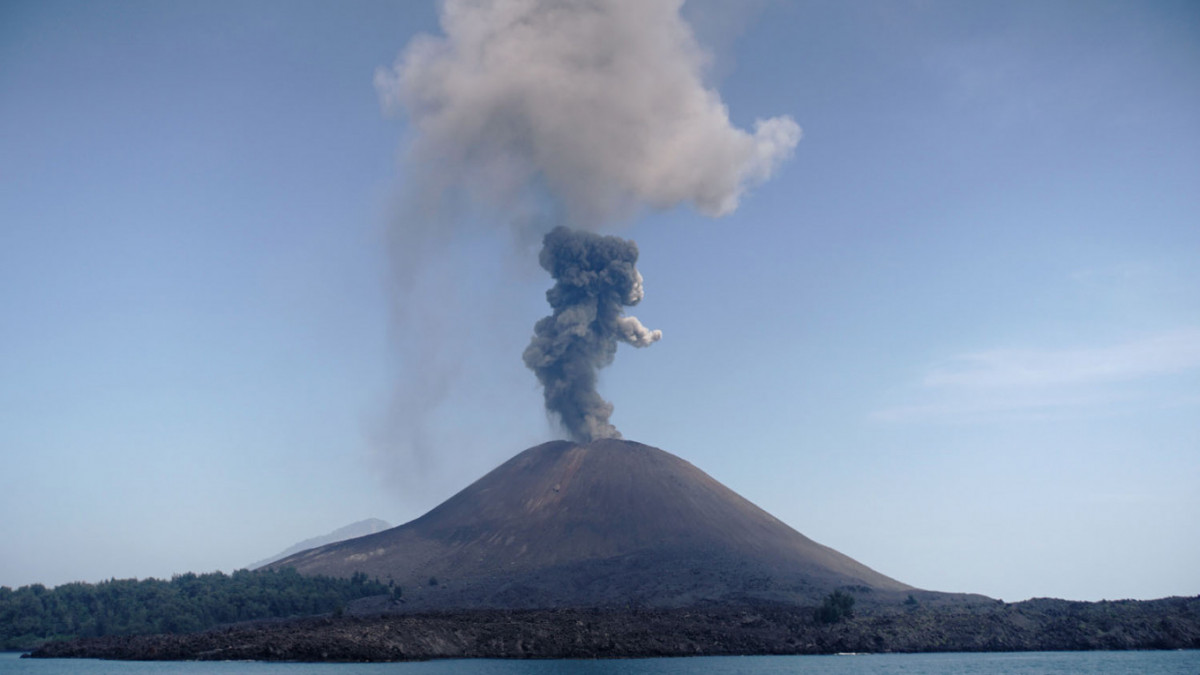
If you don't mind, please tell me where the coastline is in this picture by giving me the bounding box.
[28,596,1200,662]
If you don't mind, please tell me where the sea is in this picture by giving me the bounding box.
[3,651,1199,675]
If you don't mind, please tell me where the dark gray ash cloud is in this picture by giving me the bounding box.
[523,227,661,441]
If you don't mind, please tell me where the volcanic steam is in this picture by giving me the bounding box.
[378,0,800,442]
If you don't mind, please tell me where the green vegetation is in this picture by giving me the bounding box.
[0,567,387,650]
[814,589,856,624]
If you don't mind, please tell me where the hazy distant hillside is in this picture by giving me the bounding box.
[251,519,391,570]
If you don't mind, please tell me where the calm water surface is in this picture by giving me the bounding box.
[3,651,1199,674]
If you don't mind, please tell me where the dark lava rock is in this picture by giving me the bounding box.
[29,596,1200,661]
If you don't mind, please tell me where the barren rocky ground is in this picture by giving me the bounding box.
[30,595,1200,661]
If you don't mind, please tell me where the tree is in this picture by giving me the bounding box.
[814,589,855,624]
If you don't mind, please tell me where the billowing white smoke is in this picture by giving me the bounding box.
[615,316,662,348]
[375,0,801,229]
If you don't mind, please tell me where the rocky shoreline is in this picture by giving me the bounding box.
[28,596,1200,661]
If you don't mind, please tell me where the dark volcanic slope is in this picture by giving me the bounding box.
[270,439,910,608]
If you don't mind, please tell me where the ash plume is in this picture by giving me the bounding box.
[523,227,661,441]
[374,0,800,454]
[375,0,801,229]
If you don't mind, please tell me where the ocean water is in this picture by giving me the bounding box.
[3,650,1199,674]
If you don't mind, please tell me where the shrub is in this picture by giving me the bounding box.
[814,589,856,624]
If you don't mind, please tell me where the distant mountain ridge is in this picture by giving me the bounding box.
[251,518,391,570]
[269,439,912,609]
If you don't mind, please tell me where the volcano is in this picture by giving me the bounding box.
[269,439,911,609]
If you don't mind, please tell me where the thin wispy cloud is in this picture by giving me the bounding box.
[875,329,1200,423]
[1069,261,1158,287]
[925,330,1200,389]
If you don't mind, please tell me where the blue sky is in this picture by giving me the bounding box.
[1,0,1197,602]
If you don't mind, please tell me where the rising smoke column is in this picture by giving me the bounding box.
[376,0,801,449]
[523,227,661,441]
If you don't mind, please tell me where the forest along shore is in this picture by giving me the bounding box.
[0,568,388,651]
[29,596,1200,661]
